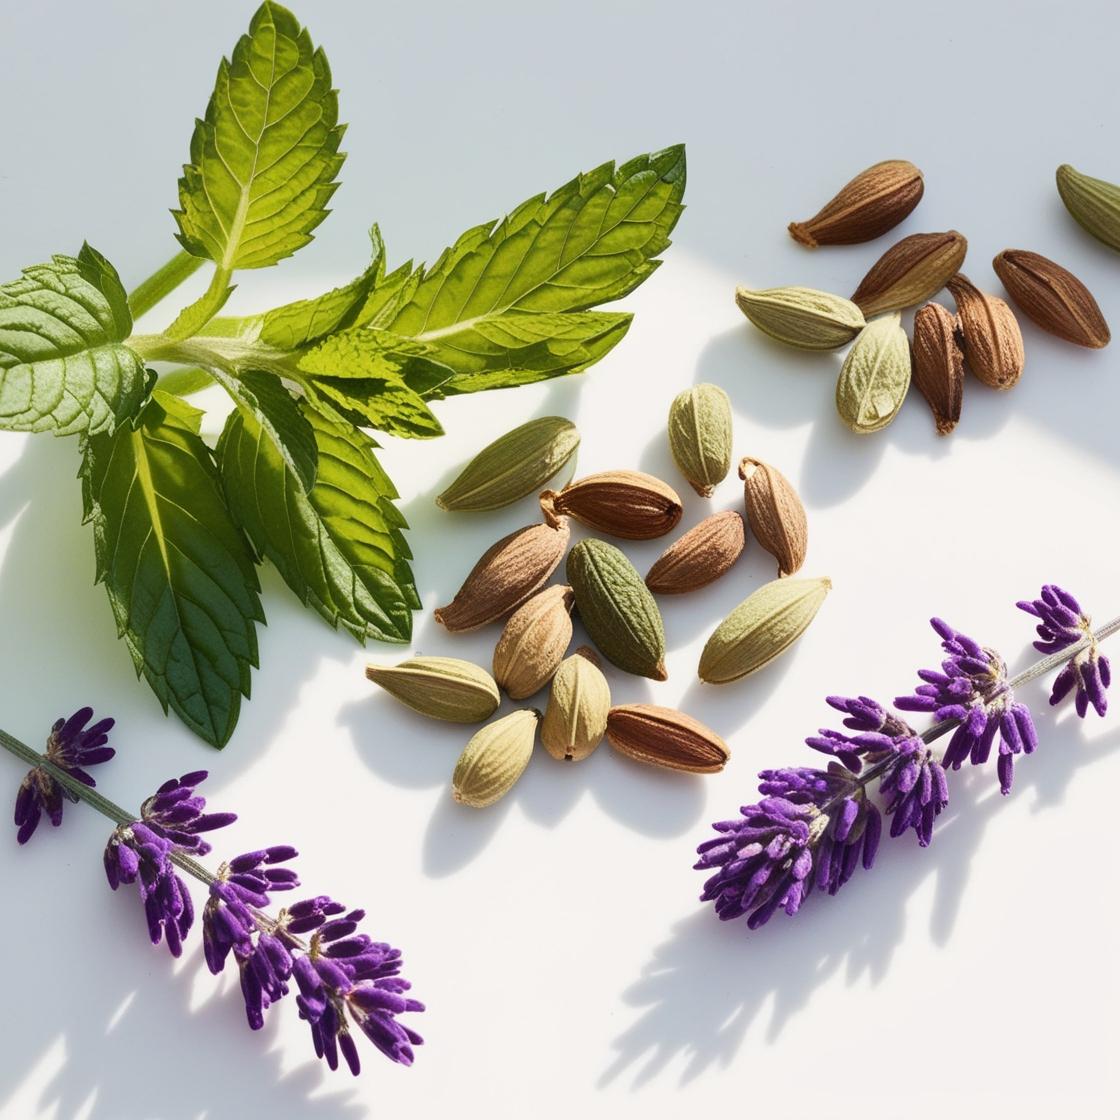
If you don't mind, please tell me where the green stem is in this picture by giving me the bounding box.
[127,251,205,321]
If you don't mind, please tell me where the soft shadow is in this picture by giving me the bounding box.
[600,713,1120,1087]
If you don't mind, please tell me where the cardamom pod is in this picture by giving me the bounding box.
[1056,164,1120,252]
[365,656,501,723]
[540,647,610,762]
[645,511,745,595]
[992,249,1110,349]
[946,274,1024,390]
[734,286,866,350]
[541,471,682,540]
[911,302,964,435]
[789,160,924,248]
[434,517,570,632]
[738,457,807,578]
[437,416,580,511]
[850,231,967,316]
[667,383,733,497]
[492,584,574,700]
[606,705,730,774]
[699,576,831,684]
[452,709,539,808]
[835,313,911,434]
[566,539,667,681]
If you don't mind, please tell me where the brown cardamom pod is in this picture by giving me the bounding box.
[540,470,682,540]
[992,249,1110,349]
[739,457,807,578]
[492,585,574,700]
[789,160,924,248]
[911,303,964,435]
[850,231,968,317]
[945,274,1024,390]
[434,518,570,633]
[605,705,730,774]
[645,511,746,595]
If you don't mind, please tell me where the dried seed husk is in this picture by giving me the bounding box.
[835,313,911,434]
[789,160,924,248]
[992,249,1110,349]
[946,274,1024,390]
[541,647,610,761]
[738,457,806,578]
[667,384,733,497]
[606,704,729,774]
[452,709,539,808]
[911,302,964,435]
[734,286,866,350]
[365,656,501,723]
[1056,164,1120,252]
[645,511,746,594]
[566,539,667,681]
[850,231,967,317]
[434,518,570,633]
[699,576,831,684]
[437,416,580,511]
[541,471,682,540]
[492,584,574,700]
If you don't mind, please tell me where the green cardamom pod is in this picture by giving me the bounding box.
[734,286,866,350]
[667,383,733,497]
[566,539,667,681]
[452,709,540,808]
[699,576,831,684]
[366,656,500,722]
[437,416,580,511]
[835,313,911,434]
[1056,164,1120,253]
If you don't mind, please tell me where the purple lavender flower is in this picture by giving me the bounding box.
[104,771,234,957]
[1018,585,1110,718]
[694,762,879,929]
[13,707,114,844]
[896,619,1037,795]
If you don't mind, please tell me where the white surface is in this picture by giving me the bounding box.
[2,1,1119,1116]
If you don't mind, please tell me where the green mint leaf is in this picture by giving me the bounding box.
[82,390,264,747]
[0,244,147,436]
[368,145,685,393]
[174,2,344,272]
[217,399,417,642]
[209,367,318,488]
[163,276,236,341]
[301,375,444,439]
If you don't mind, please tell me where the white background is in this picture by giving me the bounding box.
[2,1,1118,1116]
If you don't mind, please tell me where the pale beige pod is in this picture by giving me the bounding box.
[365,656,500,722]
[452,709,540,808]
[492,585,574,700]
[540,647,611,761]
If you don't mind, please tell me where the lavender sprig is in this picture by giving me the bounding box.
[2,716,423,1073]
[697,585,1120,931]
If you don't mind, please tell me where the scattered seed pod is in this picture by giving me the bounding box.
[946,274,1024,390]
[365,656,501,723]
[667,383,733,497]
[699,576,831,684]
[645,511,746,595]
[434,518,570,633]
[540,471,682,540]
[739,457,807,578]
[436,416,580,511]
[911,303,964,436]
[835,313,911,434]
[992,249,1110,349]
[850,230,967,317]
[492,585,574,700]
[567,539,667,681]
[452,709,540,808]
[734,286,865,350]
[540,647,611,762]
[606,704,730,774]
[788,160,924,248]
[1056,164,1120,253]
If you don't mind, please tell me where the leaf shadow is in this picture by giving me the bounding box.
[599,712,1120,1089]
